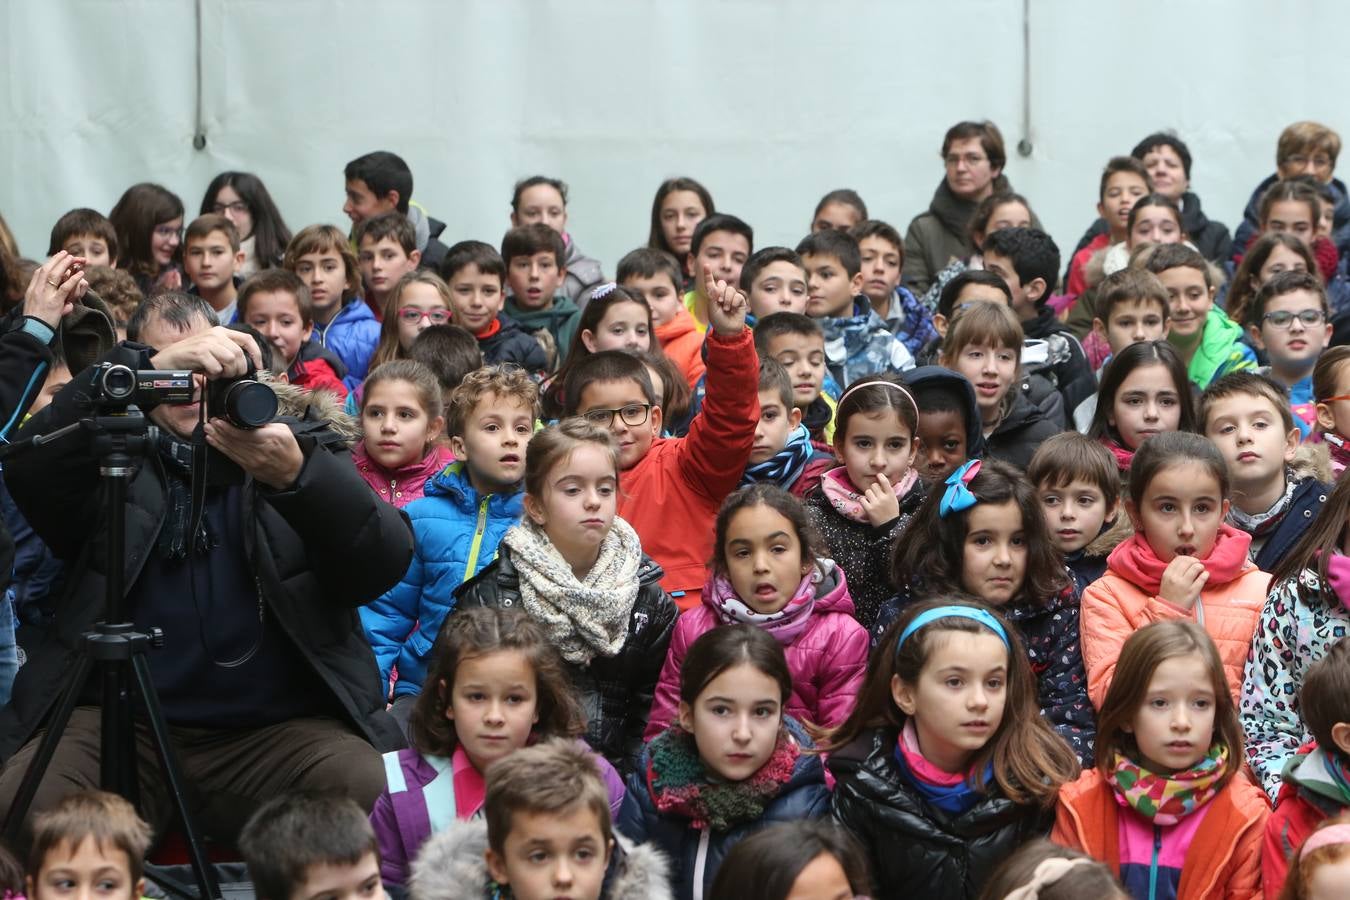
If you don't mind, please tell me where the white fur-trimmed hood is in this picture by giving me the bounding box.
[409,818,672,900]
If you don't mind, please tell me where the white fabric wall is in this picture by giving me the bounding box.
[1,0,1346,274]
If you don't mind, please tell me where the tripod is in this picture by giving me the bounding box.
[1,409,222,900]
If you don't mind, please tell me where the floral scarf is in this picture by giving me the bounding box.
[501,517,642,666]
[646,724,799,831]
[740,423,815,489]
[819,466,918,524]
[705,562,825,645]
[1106,744,1228,826]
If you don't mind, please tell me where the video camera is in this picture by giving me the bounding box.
[89,363,278,428]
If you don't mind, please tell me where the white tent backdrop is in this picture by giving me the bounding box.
[1,0,1344,274]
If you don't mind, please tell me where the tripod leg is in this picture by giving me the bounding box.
[100,658,140,807]
[130,653,221,900]
[1,653,93,844]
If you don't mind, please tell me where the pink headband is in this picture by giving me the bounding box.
[837,380,918,418]
[1301,824,1350,859]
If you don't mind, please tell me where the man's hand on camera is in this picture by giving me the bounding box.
[149,326,263,379]
[204,421,304,490]
[24,251,88,328]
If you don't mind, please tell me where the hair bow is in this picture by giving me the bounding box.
[939,459,981,518]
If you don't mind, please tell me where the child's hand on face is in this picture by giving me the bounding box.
[705,265,749,337]
[1158,555,1209,609]
[859,471,901,527]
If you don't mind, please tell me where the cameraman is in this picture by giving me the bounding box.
[0,292,414,840]
[0,252,95,703]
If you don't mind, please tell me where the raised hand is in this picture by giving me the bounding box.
[703,264,749,337]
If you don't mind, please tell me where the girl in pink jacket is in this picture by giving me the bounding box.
[1081,432,1268,708]
[645,484,869,737]
[352,359,454,508]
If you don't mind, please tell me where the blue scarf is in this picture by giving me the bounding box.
[741,423,815,488]
[893,737,994,815]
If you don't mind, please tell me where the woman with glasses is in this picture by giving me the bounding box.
[200,171,293,277]
[109,182,185,296]
[902,120,1037,296]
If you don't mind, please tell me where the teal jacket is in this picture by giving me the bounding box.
[1182,306,1257,389]
[505,294,581,370]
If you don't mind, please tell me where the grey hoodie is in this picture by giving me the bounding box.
[410,819,673,900]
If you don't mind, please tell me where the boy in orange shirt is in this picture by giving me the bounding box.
[617,247,705,388]
[563,270,756,608]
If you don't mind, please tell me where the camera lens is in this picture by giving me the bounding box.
[222,380,278,429]
[101,365,136,401]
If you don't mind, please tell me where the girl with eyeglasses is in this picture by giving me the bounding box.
[368,270,454,372]
[109,182,185,296]
[200,171,292,276]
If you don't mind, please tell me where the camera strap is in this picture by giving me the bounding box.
[188,397,263,670]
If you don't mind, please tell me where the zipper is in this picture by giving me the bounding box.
[692,829,710,900]
[463,497,489,580]
[1148,824,1161,900]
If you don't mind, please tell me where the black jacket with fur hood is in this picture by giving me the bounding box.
[409,818,673,900]
[0,346,413,758]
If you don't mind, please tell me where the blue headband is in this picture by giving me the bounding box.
[896,605,1011,655]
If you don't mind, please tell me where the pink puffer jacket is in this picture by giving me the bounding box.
[645,559,869,738]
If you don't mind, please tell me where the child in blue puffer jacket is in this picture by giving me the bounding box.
[360,366,538,735]
[284,224,381,392]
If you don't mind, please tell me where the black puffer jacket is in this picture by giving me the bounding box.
[0,344,414,759]
[985,390,1060,471]
[453,547,677,774]
[829,729,1054,900]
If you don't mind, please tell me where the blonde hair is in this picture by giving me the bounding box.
[369,270,453,370]
[445,365,540,438]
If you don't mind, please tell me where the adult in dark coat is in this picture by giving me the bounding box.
[453,548,677,774]
[0,293,413,840]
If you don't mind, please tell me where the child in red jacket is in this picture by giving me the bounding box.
[563,268,757,609]
[1264,637,1350,895]
[238,268,348,399]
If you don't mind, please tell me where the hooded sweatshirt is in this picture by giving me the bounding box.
[1175,306,1258,389]
[504,293,581,372]
[644,560,869,738]
[655,306,707,387]
[900,366,989,463]
[1081,526,1268,707]
[563,236,606,307]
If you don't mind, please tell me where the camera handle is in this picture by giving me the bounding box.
[1,408,222,900]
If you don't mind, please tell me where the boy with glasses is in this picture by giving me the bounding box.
[1247,270,1334,437]
[563,270,757,609]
